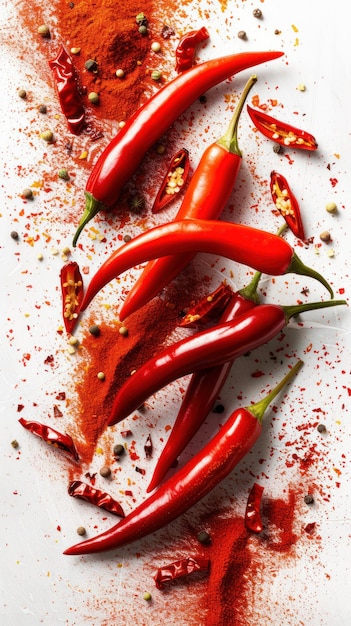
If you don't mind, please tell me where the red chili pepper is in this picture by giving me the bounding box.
[175,27,210,72]
[79,219,333,321]
[152,148,190,213]
[71,50,283,245]
[270,170,305,240]
[244,482,264,533]
[60,261,84,334]
[64,362,302,555]
[19,418,79,462]
[179,282,234,327]
[119,75,257,320]
[147,272,261,492]
[107,298,344,426]
[153,557,210,589]
[247,104,318,151]
[68,480,125,517]
[49,46,85,135]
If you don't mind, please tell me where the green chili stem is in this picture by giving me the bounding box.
[248,360,303,424]
[217,74,257,156]
[283,298,347,321]
[288,252,334,298]
[72,192,105,247]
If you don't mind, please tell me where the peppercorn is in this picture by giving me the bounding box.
[253,8,262,18]
[85,59,98,72]
[151,42,161,52]
[58,168,70,181]
[76,526,86,536]
[89,324,100,336]
[139,25,148,35]
[143,592,152,601]
[238,31,247,40]
[197,530,211,545]
[11,440,19,449]
[118,325,129,337]
[18,89,27,99]
[304,494,314,505]
[22,188,33,199]
[99,465,111,478]
[88,92,99,104]
[97,371,105,381]
[151,70,162,81]
[116,69,125,78]
[113,444,125,458]
[38,104,47,114]
[40,130,54,143]
[123,234,132,243]
[11,231,19,240]
[213,403,225,414]
[38,24,51,38]
[325,201,337,214]
[199,95,207,104]
[319,230,331,243]
[273,143,283,154]
[317,423,327,433]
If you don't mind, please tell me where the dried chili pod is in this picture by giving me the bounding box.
[68,480,125,517]
[175,27,210,72]
[152,148,190,213]
[179,282,233,327]
[247,105,318,151]
[60,261,84,333]
[270,171,305,241]
[153,557,210,589]
[49,45,85,135]
[19,418,79,462]
[244,482,264,533]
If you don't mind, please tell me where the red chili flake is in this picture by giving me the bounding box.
[44,355,54,365]
[68,481,125,517]
[135,467,146,475]
[244,483,264,533]
[121,430,133,437]
[55,392,66,401]
[124,490,133,496]
[18,417,79,462]
[17,404,25,412]
[251,370,265,378]
[153,557,210,589]
[144,434,153,459]
[304,522,316,534]
[53,404,63,418]
[330,178,338,187]
[57,525,61,532]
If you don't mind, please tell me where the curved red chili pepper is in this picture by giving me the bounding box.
[49,46,85,135]
[270,170,305,240]
[60,261,84,334]
[78,219,333,321]
[247,105,318,151]
[147,273,261,492]
[107,299,344,426]
[19,418,79,462]
[68,480,125,517]
[64,362,303,555]
[119,75,257,321]
[72,50,283,245]
[152,148,190,213]
[244,482,264,533]
[175,27,210,72]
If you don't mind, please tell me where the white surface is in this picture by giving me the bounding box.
[1,1,351,625]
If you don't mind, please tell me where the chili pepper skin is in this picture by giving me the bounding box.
[64,362,302,555]
[60,261,84,334]
[68,480,125,517]
[79,219,333,319]
[49,46,85,135]
[19,418,79,462]
[119,75,258,321]
[247,105,318,151]
[107,299,345,426]
[270,170,305,240]
[152,148,190,213]
[147,273,261,492]
[244,482,264,533]
[175,27,210,72]
[179,282,234,328]
[72,50,283,245]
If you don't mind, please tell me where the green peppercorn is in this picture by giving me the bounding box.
[113,444,125,458]
[85,59,98,72]
[58,168,70,181]
[88,92,99,104]
[89,324,100,337]
[197,530,211,545]
[139,25,148,35]
[18,89,27,99]
[151,70,162,81]
[143,592,152,601]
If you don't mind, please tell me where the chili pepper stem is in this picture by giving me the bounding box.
[72,192,105,247]
[217,74,257,156]
[289,253,334,298]
[248,360,303,425]
[283,298,346,322]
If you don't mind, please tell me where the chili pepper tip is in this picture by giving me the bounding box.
[72,192,106,246]
[288,252,334,298]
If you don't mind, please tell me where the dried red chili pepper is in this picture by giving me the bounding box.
[60,261,84,334]
[147,271,261,492]
[270,170,305,240]
[153,557,210,589]
[71,50,283,245]
[64,362,302,555]
[19,418,79,462]
[68,480,125,517]
[245,482,264,533]
[49,45,85,135]
[247,104,318,151]
[175,27,210,72]
[79,219,333,320]
[107,298,344,426]
[119,75,258,320]
[152,148,190,213]
[179,282,233,327]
